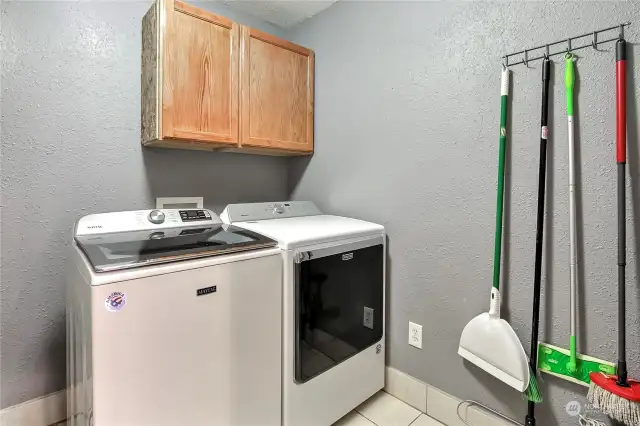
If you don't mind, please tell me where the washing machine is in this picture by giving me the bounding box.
[221,201,385,426]
[67,208,283,426]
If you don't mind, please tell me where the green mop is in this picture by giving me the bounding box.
[537,54,616,387]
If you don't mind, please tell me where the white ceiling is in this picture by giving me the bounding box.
[222,0,337,28]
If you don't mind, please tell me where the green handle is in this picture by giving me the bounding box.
[565,54,577,375]
[565,54,575,116]
[568,335,577,374]
[493,69,509,290]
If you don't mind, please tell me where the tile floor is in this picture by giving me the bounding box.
[334,391,445,426]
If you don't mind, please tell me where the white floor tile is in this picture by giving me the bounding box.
[356,391,421,426]
[409,414,445,426]
[333,411,376,426]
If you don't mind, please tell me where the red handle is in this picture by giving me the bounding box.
[617,41,627,164]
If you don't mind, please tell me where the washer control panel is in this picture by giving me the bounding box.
[179,209,212,222]
[76,209,222,236]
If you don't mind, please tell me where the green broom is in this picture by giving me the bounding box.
[458,66,541,403]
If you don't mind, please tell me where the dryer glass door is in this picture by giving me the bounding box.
[294,236,384,383]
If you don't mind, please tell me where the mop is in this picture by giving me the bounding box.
[587,37,640,426]
[459,67,540,402]
[537,54,616,387]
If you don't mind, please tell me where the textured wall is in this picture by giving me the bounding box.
[287,2,640,425]
[0,1,288,408]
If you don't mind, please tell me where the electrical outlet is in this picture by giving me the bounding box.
[363,307,374,329]
[408,321,422,349]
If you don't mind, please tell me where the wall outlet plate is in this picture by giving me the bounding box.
[409,321,422,349]
[363,306,374,329]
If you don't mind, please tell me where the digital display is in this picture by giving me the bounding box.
[179,210,208,221]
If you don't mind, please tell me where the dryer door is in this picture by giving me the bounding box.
[294,236,384,383]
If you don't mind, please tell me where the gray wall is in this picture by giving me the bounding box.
[287,2,640,425]
[0,1,288,409]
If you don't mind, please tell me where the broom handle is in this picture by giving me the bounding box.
[489,68,510,317]
[526,57,550,426]
[493,67,509,292]
[615,38,628,387]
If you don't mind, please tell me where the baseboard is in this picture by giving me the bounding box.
[0,390,66,426]
[384,366,427,412]
[3,369,511,426]
[384,366,513,426]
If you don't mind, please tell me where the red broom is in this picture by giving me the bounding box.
[587,37,640,426]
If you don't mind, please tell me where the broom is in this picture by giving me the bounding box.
[458,66,541,402]
[587,37,640,426]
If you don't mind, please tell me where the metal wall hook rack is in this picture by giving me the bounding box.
[503,21,631,67]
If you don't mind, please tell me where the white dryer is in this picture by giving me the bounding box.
[67,208,283,426]
[221,201,385,426]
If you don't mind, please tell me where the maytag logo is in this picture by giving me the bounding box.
[197,286,217,296]
[342,253,354,261]
[88,225,103,229]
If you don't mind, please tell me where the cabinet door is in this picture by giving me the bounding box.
[240,27,314,153]
[163,0,239,145]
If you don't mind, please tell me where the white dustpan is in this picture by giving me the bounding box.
[459,288,530,392]
[458,68,531,393]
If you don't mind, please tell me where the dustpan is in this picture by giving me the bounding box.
[459,292,531,392]
[459,67,531,393]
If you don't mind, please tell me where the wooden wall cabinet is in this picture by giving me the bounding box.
[141,0,314,155]
[239,28,314,154]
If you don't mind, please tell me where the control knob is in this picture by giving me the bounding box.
[148,210,165,224]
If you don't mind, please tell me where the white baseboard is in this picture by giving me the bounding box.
[384,366,427,412]
[0,390,66,426]
[384,366,513,426]
[4,369,511,426]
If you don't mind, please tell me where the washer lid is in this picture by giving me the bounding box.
[74,209,276,272]
[234,215,384,249]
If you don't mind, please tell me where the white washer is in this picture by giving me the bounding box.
[67,208,283,426]
[221,201,385,426]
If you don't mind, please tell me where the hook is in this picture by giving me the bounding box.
[502,56,508,70]
[544,44,550,59]
[592,31,598,49]
[566,38,572,54]
[619,23,625,40]
[523,49,529,68]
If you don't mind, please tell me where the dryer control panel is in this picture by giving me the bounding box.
[221,201,322,223]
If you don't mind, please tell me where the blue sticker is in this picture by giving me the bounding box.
[105,292,126,312]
